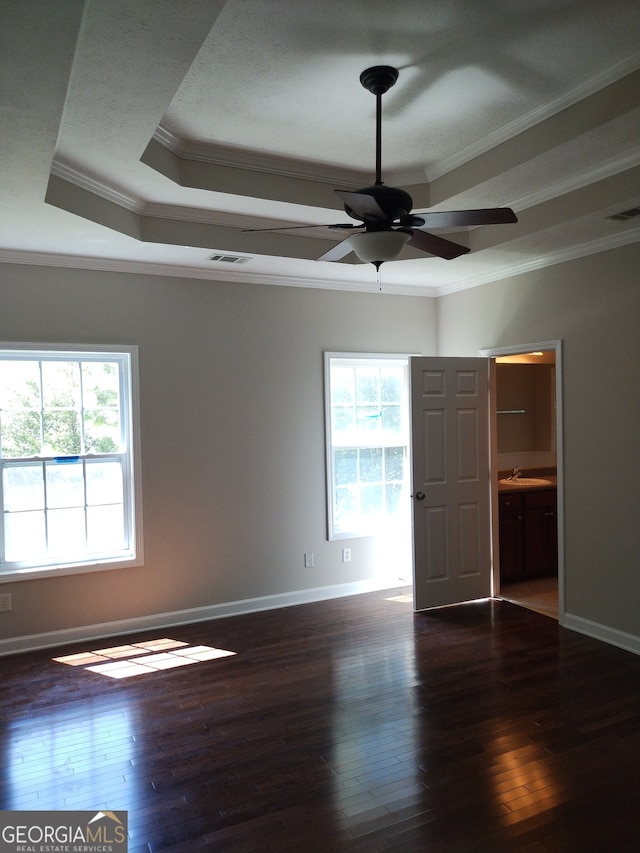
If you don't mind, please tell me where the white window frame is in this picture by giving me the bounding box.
[324,352,411,540]
[0,343,143,581]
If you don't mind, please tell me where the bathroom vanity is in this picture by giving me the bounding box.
[498,476,557,582]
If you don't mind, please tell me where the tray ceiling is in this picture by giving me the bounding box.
[2,0,639,295]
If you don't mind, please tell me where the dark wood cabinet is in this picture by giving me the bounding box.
[498,492,524,581]
[523,488,558,577]
[499,488,557,580]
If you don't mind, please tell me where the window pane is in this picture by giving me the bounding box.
[331,367,354,406]
[86,461,123,505]
[1,410,42,458]
[47,507,86,555]
[3,464,45,511]
[381,405,402,434]
[357,405,382,436]
[359,447,383,482]
[361,483,383,515]
[5,511,47,561]
[335,449,357,486]
[335,486,357,531]
[88,504,126,551]
[385,482,403,514]
[0,360,41,408]
[81,362,120,408]
[380,368,402,403]
[83,409,121,453]
[46,461,85,509]
[332,405,355,436]
[385,446,405,482]
[41,361,81,408]
[355,368,379,404]
[43,410,82,455]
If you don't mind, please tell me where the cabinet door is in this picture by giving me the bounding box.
[498,493,524,581]
[523,490,557,577]
[499,511,524,580]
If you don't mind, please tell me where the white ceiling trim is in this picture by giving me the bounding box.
[4,224,638,300]
[437,226,640,295]
[427,53,640,181]
[50,161,143,213]
[507,151,640,213]
[152,126,369,186]
[51,145,640,229]
[0,249,439,297]
[5,2,640,296]
[152,54,640,187]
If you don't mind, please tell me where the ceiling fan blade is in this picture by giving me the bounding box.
[242,223,357,233]
[412,208,518,228]
[316,237,354,263]
[335,190,386,220]
[406,229,470,260]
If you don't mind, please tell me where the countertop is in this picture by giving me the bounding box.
[498,474,557,493]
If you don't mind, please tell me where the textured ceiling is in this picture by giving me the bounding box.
[2,0,639,296]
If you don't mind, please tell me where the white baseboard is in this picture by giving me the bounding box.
[0,577,404,657]
[562,612,640,656]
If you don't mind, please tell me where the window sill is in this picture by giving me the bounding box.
[0,556,143,584]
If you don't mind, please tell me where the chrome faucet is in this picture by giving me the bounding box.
[508,466,521,480]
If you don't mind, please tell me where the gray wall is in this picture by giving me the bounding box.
[0,264,436,647]
[2,242,639,652]
[437,243,640,643]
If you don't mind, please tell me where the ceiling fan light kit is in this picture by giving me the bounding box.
[345,229,411,265]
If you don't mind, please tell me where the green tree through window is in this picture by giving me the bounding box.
[0,347,140,576]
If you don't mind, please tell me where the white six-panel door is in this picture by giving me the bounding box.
[411,357,492,610]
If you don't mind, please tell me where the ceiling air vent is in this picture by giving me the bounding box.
[208,253,250,264]
[608,205,640,222]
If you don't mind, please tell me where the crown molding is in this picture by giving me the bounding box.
[0,250,439,296]
[51,149,640,232]
[153,125,367,187]
[50,160,144,212]
[428,56,640,181]
[506,151,640,212]
[153,57,640,188]
[3,225,638,300]
[437,227,640,295]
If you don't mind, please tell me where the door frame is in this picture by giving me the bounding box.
[479,340,564,624]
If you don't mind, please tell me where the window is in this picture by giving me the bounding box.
[0,344,142,579]
[325,353,411,539]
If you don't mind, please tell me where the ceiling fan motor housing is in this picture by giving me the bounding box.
[345,184,414,223]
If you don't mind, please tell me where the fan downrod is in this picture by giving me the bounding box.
[359,65,399,95]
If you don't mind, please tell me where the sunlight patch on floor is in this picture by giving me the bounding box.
[385,593,413,603]
[53,638,236,678]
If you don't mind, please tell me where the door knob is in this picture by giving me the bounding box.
[415,491,426,500]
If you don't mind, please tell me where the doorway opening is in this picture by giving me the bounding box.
[481,341,564,623]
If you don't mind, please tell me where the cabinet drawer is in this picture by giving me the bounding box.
[523,488,556,509]
[499,492,523,512]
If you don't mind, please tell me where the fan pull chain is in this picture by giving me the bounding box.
[374,260,383,291]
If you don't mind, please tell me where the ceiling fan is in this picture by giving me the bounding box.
[246,65,518,268]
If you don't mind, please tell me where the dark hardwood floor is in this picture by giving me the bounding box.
[3,589,640,852]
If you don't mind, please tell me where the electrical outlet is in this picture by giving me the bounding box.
[0,593,12,612]
[304,552,314,568]
[342,548,351,563]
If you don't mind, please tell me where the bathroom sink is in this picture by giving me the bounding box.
[499,477,553,487]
